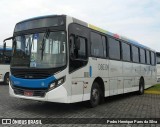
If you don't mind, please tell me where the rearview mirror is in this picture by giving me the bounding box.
[3,42,6,54]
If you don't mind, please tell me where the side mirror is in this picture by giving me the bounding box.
[3,42,6,55]
[3,36,13,56]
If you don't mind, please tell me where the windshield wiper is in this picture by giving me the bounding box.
[40,29,50,60]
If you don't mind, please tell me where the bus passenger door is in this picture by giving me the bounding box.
[68,24,89,103]
[69,35,88,102]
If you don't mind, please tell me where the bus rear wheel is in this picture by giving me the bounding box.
[89,82,101,108]
[4,73,9,85]
[138,79,144,95]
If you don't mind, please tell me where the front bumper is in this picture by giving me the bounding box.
[9,82,69,103]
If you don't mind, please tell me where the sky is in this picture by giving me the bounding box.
[0,0,160,51]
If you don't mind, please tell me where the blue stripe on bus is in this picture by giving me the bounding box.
[10,75,56,89]
[89,66,92,77]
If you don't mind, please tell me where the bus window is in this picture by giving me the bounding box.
[122,42,131,61]
[140,48,146,64]
[69,35,87,72]
[91,32,104,57]
[102,36,107,57]
[108,38,120,60]
[151,52,155,65]
[146,50,151,64]
[132,45,139,63]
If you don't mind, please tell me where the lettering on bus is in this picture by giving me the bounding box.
[98,64,109,70]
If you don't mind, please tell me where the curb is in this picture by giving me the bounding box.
[144,90,160,95]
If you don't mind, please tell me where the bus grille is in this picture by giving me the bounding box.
[11,68,53,79]
[13,87,47,97]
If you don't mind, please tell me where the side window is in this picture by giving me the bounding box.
[69,35,87,59]
[151,52,155,65]
[146,50,150,64]
[91,32,103,57]
[108,37,120,60]
[102,36,107,57]
[77,37,87,59]
[156,53,160,64]
[132,46,139,63]
[122,42,131,61]
[69,34,88,73]
[140,48,146,64]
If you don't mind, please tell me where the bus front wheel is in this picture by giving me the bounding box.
[4,73,9,85]
[89,82,101,108]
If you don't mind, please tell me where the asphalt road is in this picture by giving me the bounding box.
[0,84,160,127]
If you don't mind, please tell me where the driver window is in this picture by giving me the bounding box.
[69,35,87,59]
[69,35,88,73]
[77,37,87,59]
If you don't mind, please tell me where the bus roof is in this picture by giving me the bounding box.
[87,23,153,51]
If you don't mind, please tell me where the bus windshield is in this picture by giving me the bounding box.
[11,31,66,69]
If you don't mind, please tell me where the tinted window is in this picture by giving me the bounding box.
[91,32,103,57]
[156,53,160,64]
[77,37,87,59]
[109,38,120,60]
[132,46,139,63]
[151,52,155,65]
[122,42,131,61]
[140,48,146,64]
[102,36,107,57]
[69,35,88,72]
[146,50,150,64]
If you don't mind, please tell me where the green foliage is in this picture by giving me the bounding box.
[147,84,160,91]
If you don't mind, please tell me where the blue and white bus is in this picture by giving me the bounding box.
[0,46,11,85]
[4,15,156,107]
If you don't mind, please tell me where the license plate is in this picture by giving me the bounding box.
[24,91,33,96]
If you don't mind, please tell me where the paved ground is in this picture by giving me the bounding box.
[0,84,160,127]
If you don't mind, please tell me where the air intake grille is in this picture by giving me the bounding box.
[13,86,47,97]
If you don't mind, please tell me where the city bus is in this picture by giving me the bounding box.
[0,46,11,85]
[156,52,160,82]
[3,15,157,107]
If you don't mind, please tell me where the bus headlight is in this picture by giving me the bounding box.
[49,76,66,91]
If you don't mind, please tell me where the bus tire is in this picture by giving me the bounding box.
[138,78,144,95]
[89,82,100,108]
[4,73,9,85]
